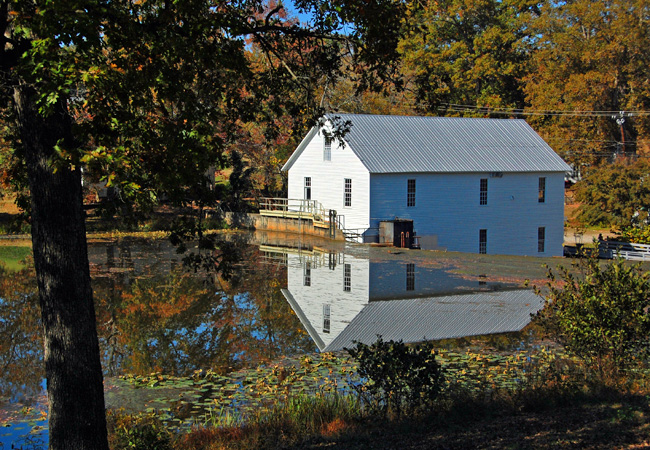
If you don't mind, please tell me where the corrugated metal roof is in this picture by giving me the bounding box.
[325,114,571,173]
[323,289,542,352]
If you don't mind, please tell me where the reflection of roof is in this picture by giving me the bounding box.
[285,289,542,352]
[281,288,326,350]
[283,114,571,174]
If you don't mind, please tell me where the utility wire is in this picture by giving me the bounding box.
[440,103,650,117]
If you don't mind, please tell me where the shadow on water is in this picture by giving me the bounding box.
[0,230,553,446]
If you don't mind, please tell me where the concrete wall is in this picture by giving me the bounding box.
[226,212,345,241]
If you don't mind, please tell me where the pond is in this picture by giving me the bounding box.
[0,231,557,447]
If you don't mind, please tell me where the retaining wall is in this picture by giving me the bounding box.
[223,212,345,241]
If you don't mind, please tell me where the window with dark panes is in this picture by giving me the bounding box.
[480,178,488,205]
[538,177,546,203]
[538,227,545,253]
[304,177,311,200]
[479,229,487,254]
[406,263,415,290]
[303,261,311,286]
[343,263,351,291]
[344,178,352,207]
[407,179,416,207]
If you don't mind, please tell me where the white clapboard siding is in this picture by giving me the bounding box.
[284,253,370,350]
[369,172,565,256]
[287,127,370,231]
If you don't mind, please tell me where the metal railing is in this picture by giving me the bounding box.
[259,198,329,221]
[259,198,368,242]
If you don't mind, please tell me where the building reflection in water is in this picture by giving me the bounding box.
[264,246,543,352]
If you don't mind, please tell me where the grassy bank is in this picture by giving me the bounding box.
[0,245,31,271]
[109,374,650,450]
[107,344,650,450]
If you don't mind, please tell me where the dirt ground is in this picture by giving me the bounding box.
[564,228,616,246]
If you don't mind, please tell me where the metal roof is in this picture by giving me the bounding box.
[323,289,542,352]
[322,114,571,174]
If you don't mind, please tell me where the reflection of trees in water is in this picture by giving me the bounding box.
[0,262,43,401]
[218,247,316,368]
[92,239,314,377]
[0,237,315,401]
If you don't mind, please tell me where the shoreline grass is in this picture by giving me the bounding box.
[107,346,650,450]
[112,376,650,450]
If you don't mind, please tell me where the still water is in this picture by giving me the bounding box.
[0,231,553,446]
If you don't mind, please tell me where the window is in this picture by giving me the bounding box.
[407,179,416,207]
[303,261,311,286]
[323,136,332,161]
[344,178,352,207]
[538,227,545,253]
[304,177,311,200]
[538,177,546,203]
[343,263,351,291]
[406,263,415,291]
[323,304,331,333]
[480,178,488,205]
[479,229,487,254]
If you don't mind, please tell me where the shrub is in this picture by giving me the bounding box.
[617,226,650,245]
[533,257,650,380]
[107,410,173,450]
[347,337,445,417]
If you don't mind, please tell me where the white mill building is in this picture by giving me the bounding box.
[282,114,571,256]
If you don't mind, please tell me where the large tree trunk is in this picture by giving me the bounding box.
[12,86,109,450]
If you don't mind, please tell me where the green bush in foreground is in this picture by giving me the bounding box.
[347,337,445,417]
[534,257,650,379]
[107,410,173,450]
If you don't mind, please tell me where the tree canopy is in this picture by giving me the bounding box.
[524,0,650,165]
[574,159,650,228]
[1,1,409,449]
[400,0,540,115]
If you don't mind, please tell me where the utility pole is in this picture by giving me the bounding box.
[612,111,628,155]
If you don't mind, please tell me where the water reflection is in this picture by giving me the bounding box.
[273,248,543,352]
[90,235,315,377]
[0,232,547,427]
[0,263,41,404]
[0,235,318,405]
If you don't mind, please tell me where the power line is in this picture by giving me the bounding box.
[439,103,650,117]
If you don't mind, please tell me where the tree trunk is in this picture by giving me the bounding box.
[12,86,109,450]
